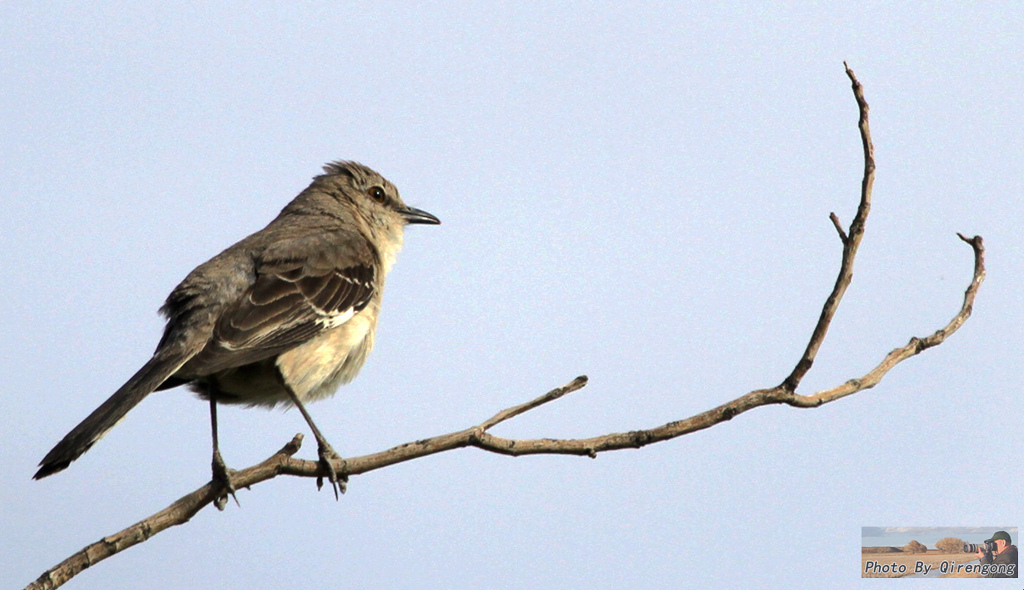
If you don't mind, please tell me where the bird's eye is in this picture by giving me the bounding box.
[369,186,387,203]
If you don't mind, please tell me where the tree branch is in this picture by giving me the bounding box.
[24,64,987,590]
[782,62,874,392]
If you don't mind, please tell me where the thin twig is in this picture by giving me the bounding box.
[782,62,874,392]
[479,376,588,430]
[829,212,848,242]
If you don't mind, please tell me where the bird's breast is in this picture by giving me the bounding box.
[275,311,377,403]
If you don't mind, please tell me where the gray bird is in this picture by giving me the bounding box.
[34,161,439,500]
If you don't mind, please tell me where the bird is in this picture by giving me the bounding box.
[34,160,439,501]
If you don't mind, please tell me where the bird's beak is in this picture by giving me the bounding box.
[401,206,441,225]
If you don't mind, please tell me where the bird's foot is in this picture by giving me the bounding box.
[211,449,240,510]
[315,441,347,499]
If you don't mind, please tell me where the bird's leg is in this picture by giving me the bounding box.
[279,377,346,499]
[209,394,239,509]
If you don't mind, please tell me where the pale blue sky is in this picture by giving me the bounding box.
[2,3,1021,589]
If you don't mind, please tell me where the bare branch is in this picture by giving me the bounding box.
[479,375,589,430]
[782,63,875,392]
[829,212,848,242]
[24,64,986,590]
[784,234,984,407]
[26,436,304,590]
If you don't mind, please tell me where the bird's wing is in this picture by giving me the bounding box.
[168,230,379,377]
[215,258,375,353]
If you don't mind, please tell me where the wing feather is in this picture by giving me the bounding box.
[218,263,374,352]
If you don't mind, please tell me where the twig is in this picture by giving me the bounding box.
[479,376,589,430]
[782,62,874,392]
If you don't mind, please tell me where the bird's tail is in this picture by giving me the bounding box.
[34,352,192,479]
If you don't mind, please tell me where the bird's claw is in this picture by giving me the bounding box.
[211,450,240,510]
[315,443,347,499]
